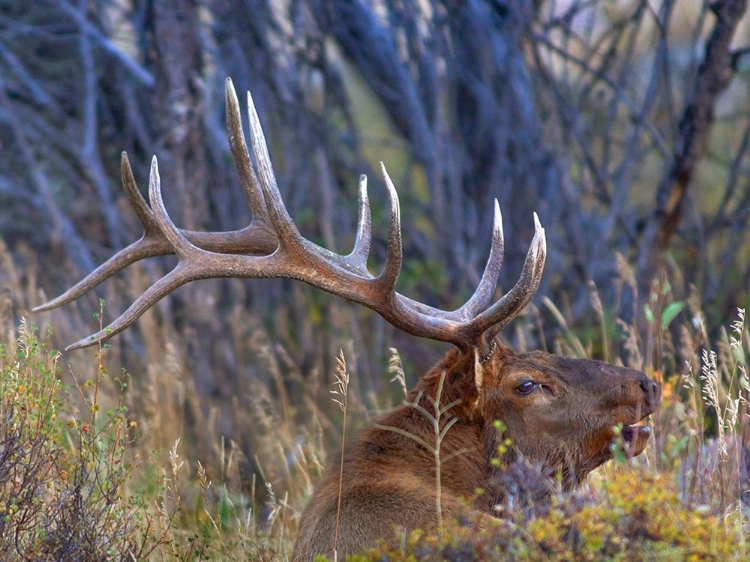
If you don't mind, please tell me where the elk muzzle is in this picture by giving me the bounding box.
[482,351,661,486]
[606,370,660,457]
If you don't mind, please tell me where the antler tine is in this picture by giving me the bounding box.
[346,174,372,274]
[245,89,302,248]
[121,152,159,233]
[34,104,280,315]
[67,157,227,350]
[225,78,269,223]
[148,157,197,258]
[33,153,173,313]
[65,266,200,351]
[375,164,403,293]
[456,199,504,318]
[31,238,168,313]
[472,213,546,345]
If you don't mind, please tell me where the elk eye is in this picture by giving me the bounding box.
[515,381,536,395]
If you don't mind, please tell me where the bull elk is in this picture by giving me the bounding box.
[35,78,660,561]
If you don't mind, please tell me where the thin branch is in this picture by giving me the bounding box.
[636,0,748,294]
[533,32,669,158]
[55,0,154,87]
[0,79,95,273]
[76,0,125,248]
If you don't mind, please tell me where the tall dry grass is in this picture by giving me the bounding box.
[0,237,748,559]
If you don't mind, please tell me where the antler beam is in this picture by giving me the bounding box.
[35,78,546,355]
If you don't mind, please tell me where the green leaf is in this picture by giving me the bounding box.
[661,281,672,296]
[643,304,655,325]
[660,301,685,331]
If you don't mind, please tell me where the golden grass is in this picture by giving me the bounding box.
[0,239,748,560]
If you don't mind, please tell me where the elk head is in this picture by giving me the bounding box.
[477,349,658,489]
[34,78,660,561]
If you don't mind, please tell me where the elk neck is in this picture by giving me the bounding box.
[372,347,518,506]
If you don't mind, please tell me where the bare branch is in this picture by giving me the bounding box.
[636,0,748,295]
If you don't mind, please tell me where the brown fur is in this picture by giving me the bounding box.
[292,345,659,561]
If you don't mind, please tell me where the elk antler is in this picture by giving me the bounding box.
[34,78,546,356]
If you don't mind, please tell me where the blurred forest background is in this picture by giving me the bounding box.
[1,0,750,519]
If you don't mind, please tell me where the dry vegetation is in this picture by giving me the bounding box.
[1,1,750,560]
[1,242,748,561]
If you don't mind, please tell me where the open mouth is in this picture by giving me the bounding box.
[618,422,652,456]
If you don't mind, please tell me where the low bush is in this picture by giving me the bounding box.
[0,320,162,561]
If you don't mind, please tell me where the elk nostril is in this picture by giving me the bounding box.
[638,379,659,405]
[639,378,659,400]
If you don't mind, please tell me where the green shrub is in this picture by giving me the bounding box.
[0,320,161,561]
